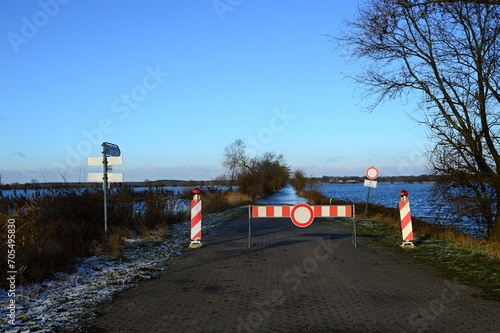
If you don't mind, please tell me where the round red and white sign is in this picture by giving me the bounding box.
[365,166,379,180]
[290,203,314,227]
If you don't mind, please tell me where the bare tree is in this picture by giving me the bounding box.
[222,139,290,197]
[337,0,500,239]
[222,139,255,182]
[404,0,500,6]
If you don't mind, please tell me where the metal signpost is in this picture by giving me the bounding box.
[364,166,379,215]
[87,142,122,245]
[103,143,119,245]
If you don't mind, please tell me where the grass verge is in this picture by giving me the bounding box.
[299,189,500,301]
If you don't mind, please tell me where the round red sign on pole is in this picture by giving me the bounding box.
[365,166,379,180]
[290,203,314,227]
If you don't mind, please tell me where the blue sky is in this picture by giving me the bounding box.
[1,0,429,184]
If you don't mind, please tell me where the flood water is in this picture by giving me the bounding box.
[254,183,485,237]
[254,184,307,205]
[1,183,486,236]
[316,183,486,237]
[315,183,435,219]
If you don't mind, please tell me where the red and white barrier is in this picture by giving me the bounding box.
[399,190,415,248]
[251,205,353,218]
[252,206,291,218]
[313,205,353,218]
[189,188,202,248]
[248,203,356,247]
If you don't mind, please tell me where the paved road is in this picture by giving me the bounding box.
[88,211,500,332]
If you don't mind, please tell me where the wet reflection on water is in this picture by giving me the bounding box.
[254,184,308,205]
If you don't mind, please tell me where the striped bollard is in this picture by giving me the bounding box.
[399,189,415,248]
[189,187,202,249]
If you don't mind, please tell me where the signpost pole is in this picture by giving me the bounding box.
[364,187,371,216]
[90,142,121,247]
[353,205,357,247]
[248,205,252,248]
[102,143,109,246]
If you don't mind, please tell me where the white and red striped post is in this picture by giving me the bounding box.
[399,189,415,248]
[189,187,202,248]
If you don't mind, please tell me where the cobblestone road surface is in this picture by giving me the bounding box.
[88,211,500,332]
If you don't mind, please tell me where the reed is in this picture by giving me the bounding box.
[178,187,253,215]
[0,186,247,288]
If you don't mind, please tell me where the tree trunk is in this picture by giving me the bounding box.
[491,211,500,241]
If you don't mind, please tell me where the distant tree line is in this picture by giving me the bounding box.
[308,175,438,184]
[0,179,227,191]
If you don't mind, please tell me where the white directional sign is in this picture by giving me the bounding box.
[364,179,378,188]
[88,156,123,167]
[88,172,124,182]
[104,142,121,157]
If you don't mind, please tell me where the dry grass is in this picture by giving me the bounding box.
[297,189,329,205]
[91,227,132,257]
[179,187,253,214]
[0,186,247,288]
[416,222,500,260]
[369,210,500,260]
[225,191,253,207]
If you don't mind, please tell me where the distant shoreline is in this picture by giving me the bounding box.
[1,174,436,190]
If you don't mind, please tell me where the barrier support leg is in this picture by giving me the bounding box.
[352,205,357,247]
[248,205,252,248]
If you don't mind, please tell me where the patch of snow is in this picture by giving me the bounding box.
[1,207,245,332]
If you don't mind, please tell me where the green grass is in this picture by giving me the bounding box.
[334,217,500,301]
[298,188,500,301]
